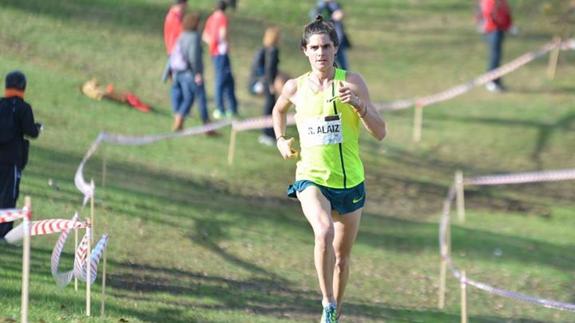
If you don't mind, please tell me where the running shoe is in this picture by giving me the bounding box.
[320,303,338,323]
[212,109,224,120]
[226,110,239,120]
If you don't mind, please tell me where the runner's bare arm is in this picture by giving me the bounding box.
[272,79,299,159]
[339,73,387,140]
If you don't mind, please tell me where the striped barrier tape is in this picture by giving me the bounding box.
[232,114,295,132]
[453,266,575,312]
[0,208,29,224]
[377,38,569,111]
[71,38,574,201]
[75,133,103,206]
[73,231,109,285]
[31,218,88,236]
[232,38,573,131]
[4,216,88,245]
[73,230,90,277]
[464,169,575,186]
[439,168,575,312]
[74,121,232,202]
[51,213,80,287]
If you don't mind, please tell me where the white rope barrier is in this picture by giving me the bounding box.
[73,120,232,204]
[226,38,574,140]
[439,168,575,312]
[376,38,572,111]
[464,169,575,186]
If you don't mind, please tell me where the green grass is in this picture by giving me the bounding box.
[0,0,574,322]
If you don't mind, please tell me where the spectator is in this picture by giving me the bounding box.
[169,12,210,131]
[251,26,281,146]
[164,0,188,55]
[272,16,386,322]
[310,0,352,70]
[0,71,41,239]
[479,0,513,92]
[162,0,188,82]
[202,0,239,120]
[224,0,238,11]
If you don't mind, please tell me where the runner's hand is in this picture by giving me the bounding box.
[338,83,363,112]
[277,137,299,160]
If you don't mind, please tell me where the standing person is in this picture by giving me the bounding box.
[0,71,41,239]
[162,0,188,82]
[224,0,238,11]
[272,16,386,322]
[479,0,512,92]
[253,26,281,146]
[202,0,239,120]
[311,0,351,70]
[169,12,210,131]
[164,0,188,55]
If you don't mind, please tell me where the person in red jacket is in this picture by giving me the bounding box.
[164,0,188,55]
[162,0,188,82]
[479,0,512,92]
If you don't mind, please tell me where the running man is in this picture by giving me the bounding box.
[272,16,386,323]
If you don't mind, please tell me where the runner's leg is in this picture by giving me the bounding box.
[332,208,362,316]
[297,186,336,306]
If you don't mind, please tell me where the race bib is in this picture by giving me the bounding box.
[298,114,343,148]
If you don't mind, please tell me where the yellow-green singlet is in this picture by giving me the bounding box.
[294,68,364,189]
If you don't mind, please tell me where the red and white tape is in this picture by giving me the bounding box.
[73,230,108,285]
[439,168,575,312]
[232,114,295,132]
[0,208,28,223]
[51,213,80,287]
[465,169,575,186]
[74,121,232,202]
[4,216,88,245]
[377,38,571,111]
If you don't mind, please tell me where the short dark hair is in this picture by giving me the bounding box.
[5,70,27,90]
[300,15,339,49]
[216,0,227,11]
[175,0,188,4]
[183,12,200,31]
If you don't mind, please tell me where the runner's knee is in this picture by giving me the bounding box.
[334,255,350,271]
[314,224,334,247]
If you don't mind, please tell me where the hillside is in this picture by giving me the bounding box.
[0,0,574,322]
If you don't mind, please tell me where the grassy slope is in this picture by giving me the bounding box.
[0,0,574,322]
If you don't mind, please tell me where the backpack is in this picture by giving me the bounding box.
[248,48,266,95]
[0,99,17,144]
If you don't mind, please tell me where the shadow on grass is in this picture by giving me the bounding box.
[103,261,529,323]
[424,110,575,170]
[24,145,575,272]
[0,229,564,322]
[359,214,575,272]
[0,0,170,35]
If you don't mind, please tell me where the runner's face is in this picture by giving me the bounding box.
[304,33,337,71]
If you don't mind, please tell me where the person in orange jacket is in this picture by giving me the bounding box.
[479,0,513,92]
[162,0,188,82]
